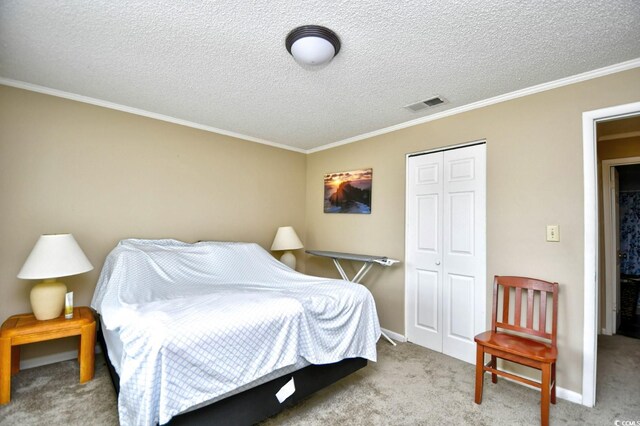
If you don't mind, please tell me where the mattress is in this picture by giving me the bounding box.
[101,316,124,374]
[92,239,381,425]
[100,316,311,415]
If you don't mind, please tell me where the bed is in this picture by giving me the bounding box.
[91,239,381,425]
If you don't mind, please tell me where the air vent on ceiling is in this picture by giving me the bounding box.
[404,96,445,112]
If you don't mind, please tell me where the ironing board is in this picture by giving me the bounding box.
[305,250,399,346]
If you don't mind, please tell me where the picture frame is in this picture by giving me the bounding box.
[323,168,372,214]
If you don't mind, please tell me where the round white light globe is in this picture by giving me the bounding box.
[290,36,336,66]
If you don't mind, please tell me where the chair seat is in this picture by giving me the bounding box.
[475,276,559,426]
[475,331,557,362]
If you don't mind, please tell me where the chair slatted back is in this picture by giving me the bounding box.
[491,276,559,347]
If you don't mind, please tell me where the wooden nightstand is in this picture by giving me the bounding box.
[0,306,96,404]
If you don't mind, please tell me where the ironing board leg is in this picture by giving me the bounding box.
[332,259,350,281]
[381,331,397,346]
[331,258,397,347]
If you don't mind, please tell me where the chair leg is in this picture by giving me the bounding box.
[551,362,556,405]
[474,345,484,404]
[490,355,497,383]
[541,363,551,426]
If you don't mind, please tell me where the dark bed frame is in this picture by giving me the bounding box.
[96,315,367,425]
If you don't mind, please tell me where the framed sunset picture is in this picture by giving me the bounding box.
[324,168,372,214]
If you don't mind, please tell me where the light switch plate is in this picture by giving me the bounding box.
[546,225,559,242]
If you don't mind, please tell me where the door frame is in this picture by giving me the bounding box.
[582,101,640,407]
[602,156,640,336]
[404,139,487,360]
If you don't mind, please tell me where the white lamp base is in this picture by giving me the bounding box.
[280,251,297,270]
[30,279,67,320]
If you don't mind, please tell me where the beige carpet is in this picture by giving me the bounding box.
[0,335,638,425]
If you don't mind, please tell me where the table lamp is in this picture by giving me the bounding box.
[17,234,93,320]
[271,226,303,270]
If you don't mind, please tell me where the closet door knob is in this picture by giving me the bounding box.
[435,260,441,265]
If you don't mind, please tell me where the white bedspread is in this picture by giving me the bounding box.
[91,239,380,426]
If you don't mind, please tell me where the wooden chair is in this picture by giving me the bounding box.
[474,276,559,426]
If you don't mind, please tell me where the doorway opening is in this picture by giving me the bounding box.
[599,115,640,339]
[583,103,640,408]
[601,157,640,338]
[616,163,640,338]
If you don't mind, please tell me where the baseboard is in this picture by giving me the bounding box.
[19,345,101,370]
[381,328,407,343]
[496,373,582,404]
[21,339,584,406]
[557,386,583,404]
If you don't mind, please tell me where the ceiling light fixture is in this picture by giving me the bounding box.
[286,25,341,67]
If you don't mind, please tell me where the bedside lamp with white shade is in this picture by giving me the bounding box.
[271,226,303,270]
[17,234,93,320]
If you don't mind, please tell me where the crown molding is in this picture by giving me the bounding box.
[308,57,640,153]
[2,57,639,155]
[0,78,307,154]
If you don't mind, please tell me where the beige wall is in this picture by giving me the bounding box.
[305,68,640,394]
[2,68,639,393]
[0,85,307,361]
[598,136,640,160]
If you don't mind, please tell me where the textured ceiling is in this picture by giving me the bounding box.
[1,1,639,152]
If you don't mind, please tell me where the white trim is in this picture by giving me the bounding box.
[602,156,640,336]
[405,138,487,158]
[2,58,640,155]
[492,373,583,405]
[380,327,407,343]
[557,387,584,405]
[19,345,100,370]
[582,101,640,408]
[602,161,616,336]
[309,58,640,153]
[0,78,307,154]
[19,350,78,370]
[598,131,640,141]
[19,332,583,405]
[602,157,640,167]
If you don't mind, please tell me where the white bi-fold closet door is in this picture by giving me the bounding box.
[405,142,486,364]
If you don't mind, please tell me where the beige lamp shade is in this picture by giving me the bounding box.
[18,234,93,279]
[18,234,93,320]
[271,226,303,270]
[271,226,303,251]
